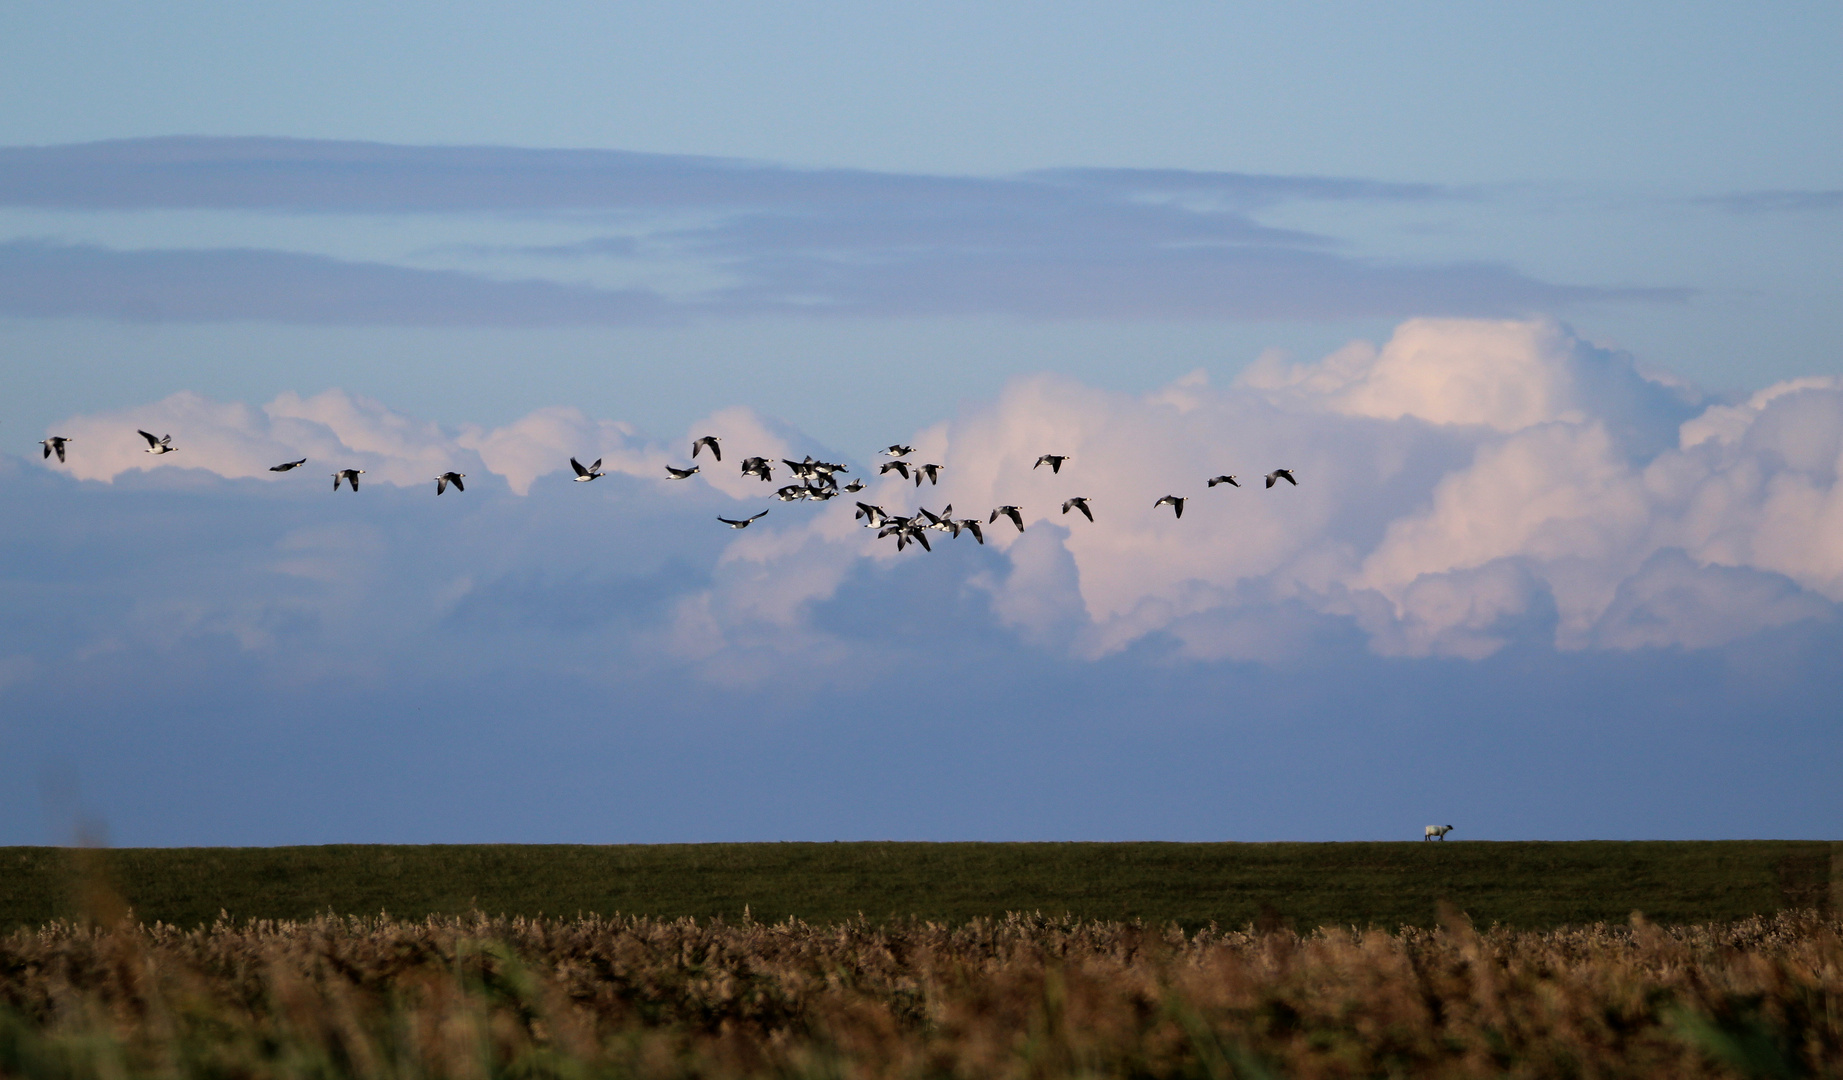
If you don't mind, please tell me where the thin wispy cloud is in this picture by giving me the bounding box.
[1695,189,1843,213]
[0,240,674,325]
[0,137,1445,213]
[0,138,1688,326]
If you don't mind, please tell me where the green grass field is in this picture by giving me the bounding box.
[2,841,1837,932]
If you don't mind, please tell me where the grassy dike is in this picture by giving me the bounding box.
[2,840,1836,932]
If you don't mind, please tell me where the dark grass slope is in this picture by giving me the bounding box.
[2,841,1838,932]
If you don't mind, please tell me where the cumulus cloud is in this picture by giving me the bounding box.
[679,317,1837,661]
[1241,317,1700,452]
[44,389,690,494]
[459,408,661,495]
[33,317,1843,667]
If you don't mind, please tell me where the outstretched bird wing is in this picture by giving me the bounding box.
[571,457,590,477]
[138,430,160,448]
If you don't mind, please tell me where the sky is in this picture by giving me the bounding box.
[2,3,1840,845]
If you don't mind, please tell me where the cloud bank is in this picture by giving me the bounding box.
[33,317,1840,665]
[0,138,1684,324]
[12,316,1843,844]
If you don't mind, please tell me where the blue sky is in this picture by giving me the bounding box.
[2,3,1840,845]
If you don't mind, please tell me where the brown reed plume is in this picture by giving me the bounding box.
[2,909,1839,1078]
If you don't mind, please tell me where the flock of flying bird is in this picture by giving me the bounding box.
[37,429,1299,553]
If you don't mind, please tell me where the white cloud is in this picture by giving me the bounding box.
[1356,421,1654,645]
[45,389,483,488]
[886,317,1836,658]
[1590,550,1832,651]
[459,406,659,495]
[1239,316,1698,454]
[1678,376,1843,449]
[44,388,683,495]
[34,318,1843,666]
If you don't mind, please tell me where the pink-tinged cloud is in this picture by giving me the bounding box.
[38,318,1843,664]
[44,390,675,495]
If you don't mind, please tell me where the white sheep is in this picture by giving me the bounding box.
[1423,824,1453,841]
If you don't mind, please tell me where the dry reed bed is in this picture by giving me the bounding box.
[1,911,1839,1078]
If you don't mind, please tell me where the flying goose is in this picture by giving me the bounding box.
[878,460,910,480]
[883,444,915,458]
[691,435,722,461]
[40,437,71,462]
[775,484,809,501]
[1061,497,1093,522]
[138,430,176,454]
[270,458,307,472]
[718,510,769,529]
[1207,474,1239,488]
[665,464,699,479]
[842,478,864,493]
[990,505,1025,533]
[333,469,365,491]
[782,456,842,483]
[1034,454,1069,474]
[855,502,889,527]
[570,457,604,481]
[890,523,931,552]
[435,472,466,494]
[912,463,942,486]
[1265,469,1297,488]
[740,456,773,482]
[956,519,985,544]
[1154,495,1185,518]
